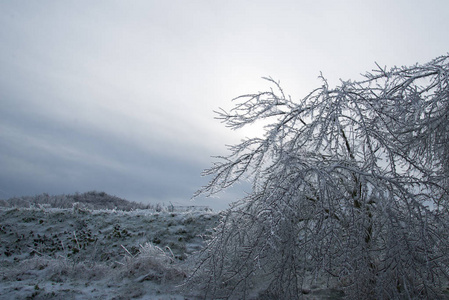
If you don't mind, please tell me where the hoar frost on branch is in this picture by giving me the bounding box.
[188,54,449,299]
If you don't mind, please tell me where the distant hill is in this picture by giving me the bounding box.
[0,191,154,211]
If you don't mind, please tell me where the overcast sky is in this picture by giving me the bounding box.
[1,0,448,210]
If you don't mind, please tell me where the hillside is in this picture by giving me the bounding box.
[0,191,161,211]
[0,192,219,299]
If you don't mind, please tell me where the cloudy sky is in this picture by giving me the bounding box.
[1,0,448,210]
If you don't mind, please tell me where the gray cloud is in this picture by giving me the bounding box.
[1,1,449,210]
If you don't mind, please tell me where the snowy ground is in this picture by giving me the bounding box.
[0,204,219,299]
[0,193,349,299]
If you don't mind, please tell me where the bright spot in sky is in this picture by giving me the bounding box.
[1,0,448,210]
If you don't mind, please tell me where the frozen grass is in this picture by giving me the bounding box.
[0,194,218,299]
[0,192,354,298]
[1,244,189,299]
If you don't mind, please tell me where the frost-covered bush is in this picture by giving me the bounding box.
[190,55,449,299]
[120,243,186,283]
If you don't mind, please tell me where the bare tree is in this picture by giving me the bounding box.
[189,55,449,299]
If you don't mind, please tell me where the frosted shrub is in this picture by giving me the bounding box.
[121,243,186,283]
[190,55,449,299]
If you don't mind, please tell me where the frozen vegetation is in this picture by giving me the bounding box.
[0,192,218,299]
[190,55,449,299]
[0,192,346,299]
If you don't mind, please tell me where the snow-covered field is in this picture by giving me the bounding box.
[0,194,219,299]
[0,193,350,299]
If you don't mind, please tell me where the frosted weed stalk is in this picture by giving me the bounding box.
[119,242,186,283]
